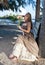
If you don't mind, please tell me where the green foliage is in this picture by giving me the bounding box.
[0,15,23,24]
[6,16,18,21]
[0,15,18,21]
[0,0,35,11]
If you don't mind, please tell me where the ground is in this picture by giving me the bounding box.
[0,28,45,65]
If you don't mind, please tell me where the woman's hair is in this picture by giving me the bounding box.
[25,12,33,29]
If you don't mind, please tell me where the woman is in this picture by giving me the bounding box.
[9,13,39,62]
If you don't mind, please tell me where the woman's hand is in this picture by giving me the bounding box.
[17,16,22,19]
[17,26,22,30]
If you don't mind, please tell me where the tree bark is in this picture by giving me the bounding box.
[38,0,45,58]
[35,0,40,21]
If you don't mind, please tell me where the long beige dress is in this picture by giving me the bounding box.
[12,22,39,61]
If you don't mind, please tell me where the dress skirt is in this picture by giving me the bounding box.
[12,33,39,61]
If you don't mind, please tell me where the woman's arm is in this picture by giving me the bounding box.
[18,22,31,33]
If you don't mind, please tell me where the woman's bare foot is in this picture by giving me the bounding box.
[9,54,14,59]
[9,54,18,63]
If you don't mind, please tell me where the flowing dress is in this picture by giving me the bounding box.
[11,22,39,61]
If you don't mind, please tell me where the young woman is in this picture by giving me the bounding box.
[9,13,39,62]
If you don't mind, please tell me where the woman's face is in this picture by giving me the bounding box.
[24,15,28,22]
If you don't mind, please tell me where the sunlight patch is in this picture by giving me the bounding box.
[0,37,3,39]
[13,37,17,40]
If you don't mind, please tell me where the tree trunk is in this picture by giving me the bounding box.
[33,0,40,40]
[35,0,40,21]
[38,0,45,58]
